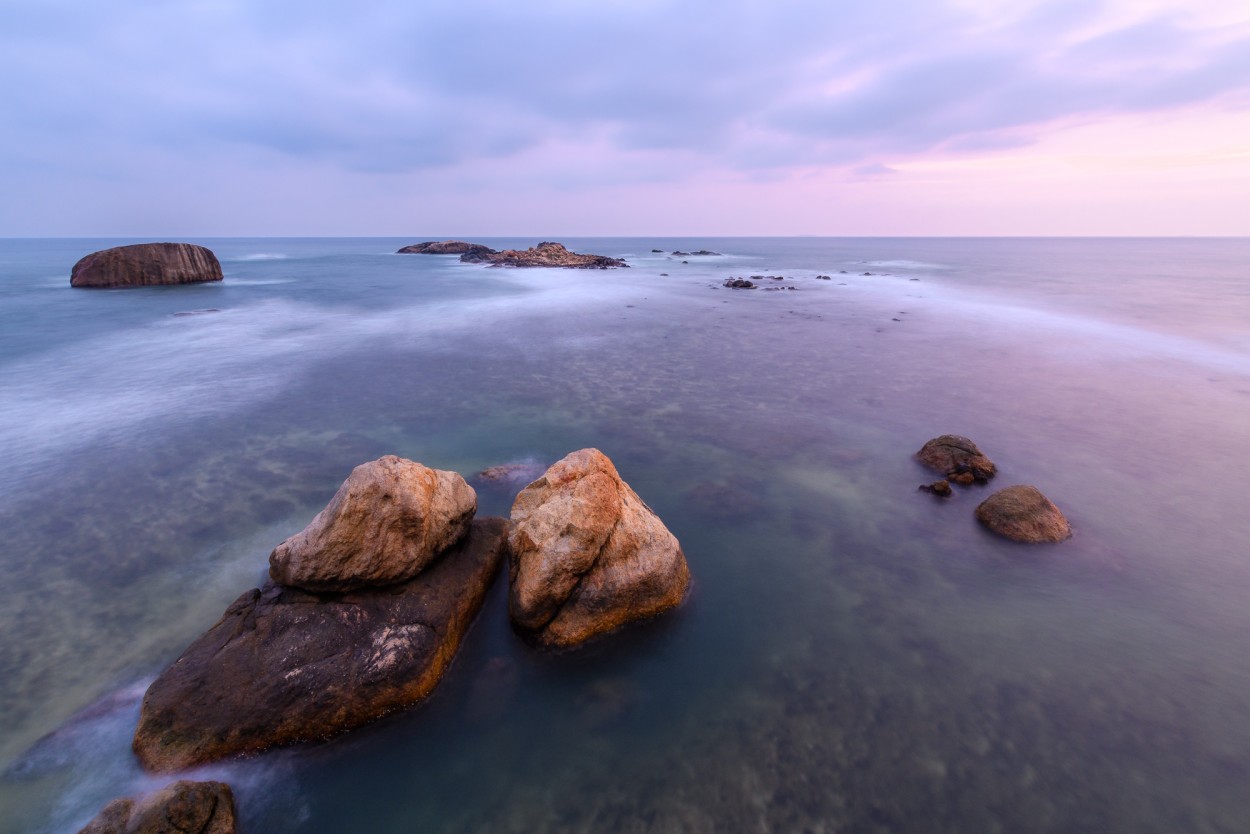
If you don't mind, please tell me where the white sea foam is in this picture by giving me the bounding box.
[232,253,289,261]
[861,259,951,269]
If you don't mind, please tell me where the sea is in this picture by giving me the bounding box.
[1,237,1249,833]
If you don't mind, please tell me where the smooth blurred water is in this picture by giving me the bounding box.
[2,237,1249,833]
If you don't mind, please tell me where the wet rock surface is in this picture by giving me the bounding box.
[461,242,627,269]
[916,435,997,484]
[508,449,690,648]
[723,278,756,289]
[77,780,235,834]
[269,455,477,593]
[70,243,223,289]
[133,517,509,772]
[976,485,1071,543]
[397,241,497,257]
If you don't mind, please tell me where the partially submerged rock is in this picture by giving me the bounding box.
[133,517,509,772]
[915,435,997,484]
[269,455,476,593]
[976,485,1071,543]
[70,243,223,289]
[918,480,953,498]
[77,780,235,834]
[462,242,627,269]
[508,449,690,648]
[723,278,756,289]
[470,460,547,490]
[398,240,497,258]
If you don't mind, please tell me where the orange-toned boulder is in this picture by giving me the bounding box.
[77,780,235,834]
[508,449,689,648]
[976,485,1071,543]
[269,455,476,592]
[70,243,223,288]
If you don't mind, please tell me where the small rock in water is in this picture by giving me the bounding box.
[976,485,1071,543]
[172,308,221,317]
[915,435,997,484]
[918,480,953,498]
[471,460,547,489]
[723,278,756,289]
[76,780,236,834]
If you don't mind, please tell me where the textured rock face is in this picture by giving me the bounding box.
[397,240,497,257]
[916,435,997,484]
[976,485,1071,543]
[269,455,477,592]
[508,449,689,648]
[461,241,628,269]
[70,243,223,289]
[77,780,235,834]
[133,517,509,772]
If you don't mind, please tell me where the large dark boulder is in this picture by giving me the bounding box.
[397,240,497,258]
[70,243,223,289]
[133,517,510,772]
[77,780,235,834]
[976,485,1071,543]
[462,242,628,269]
[509,449,689,648]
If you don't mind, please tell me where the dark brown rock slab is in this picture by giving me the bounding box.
[70,243,223,289]
[976,485,1071,543]
[133,517,509,772]
[915,435,997,483]
[77,780,235,834]
[509,449,690,648]
[397,240,497,258]
[462,241,627,269]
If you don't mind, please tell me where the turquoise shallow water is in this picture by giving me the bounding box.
[2,237,1249,833]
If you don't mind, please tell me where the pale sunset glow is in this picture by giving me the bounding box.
[1,0,1247,235]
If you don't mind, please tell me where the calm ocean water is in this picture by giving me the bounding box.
[2,237,1249,833]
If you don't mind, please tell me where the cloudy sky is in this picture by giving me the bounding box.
[2,0,1248,236]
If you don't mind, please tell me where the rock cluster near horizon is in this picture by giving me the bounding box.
[77,780,235,834]
[70,243,223,289]
[508,448,690,648]
[463,241,628,269]
[397,240,498,258]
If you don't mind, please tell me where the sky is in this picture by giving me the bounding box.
[2,0,1249,236]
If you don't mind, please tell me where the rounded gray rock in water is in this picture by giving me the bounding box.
[915,434,997,484]
[70,243,223,288]
[976,485,1072,543]
[269,455,477,593]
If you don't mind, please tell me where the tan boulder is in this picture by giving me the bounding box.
[77,780,235,834]
[508,448,689,647]
[269,455,476,592]
[976,485,1072,543]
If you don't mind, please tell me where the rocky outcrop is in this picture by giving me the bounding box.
[70,243,223,289]
[269,455,476,593]
[77,780,235,834]
[461,242,627,269]
[723,278,756,289]
[975,485,1071,543]
[133,517,509,772]
[915,435,997,485]
[398,241,497,258]
[508,449,690,648]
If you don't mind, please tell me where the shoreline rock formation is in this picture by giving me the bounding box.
[77,780,235,834]
[133,516,509,772]
[397,241,498,258]
[976,485,1071,543]
[269,456,477,593]
[461,242,627,269]
[70,243,223,289]
[508,449,690,648]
